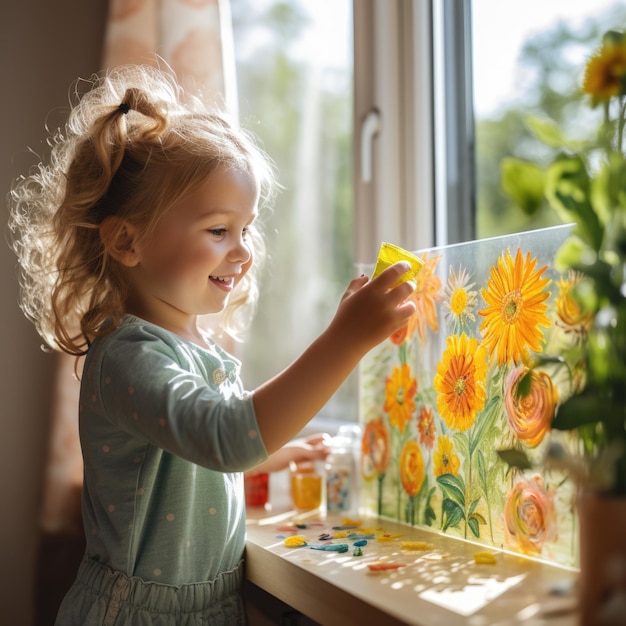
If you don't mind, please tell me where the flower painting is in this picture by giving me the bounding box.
[358,224,581,567]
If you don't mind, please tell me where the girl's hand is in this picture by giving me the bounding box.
[246,434,330,475]
[329,261,417,352]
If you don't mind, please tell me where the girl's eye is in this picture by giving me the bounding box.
[208,228,227,237]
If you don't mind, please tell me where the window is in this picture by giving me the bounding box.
[231,0,355,421]
[472,0,626,239]
[231,0,626,423]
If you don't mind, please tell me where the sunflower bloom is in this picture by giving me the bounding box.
[443,266,478,333]
[384,363,417,434]
[504,366,558,448]
[504,475,557,556]
[434,334,488,432]
[400,441,425,497]
[433,435,460,477]
[361,417,391,480]
[582,37,626,103]
[417,406,436,448]
[555,271,593,338]
[479,248,551,365]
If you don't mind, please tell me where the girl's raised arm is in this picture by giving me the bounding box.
[252,261,416,454]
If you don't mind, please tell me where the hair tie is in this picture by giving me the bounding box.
[118,102,130,115]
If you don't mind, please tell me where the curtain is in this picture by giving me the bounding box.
[36,2,236,622]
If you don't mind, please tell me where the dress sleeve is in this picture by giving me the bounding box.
[87,326,268,472]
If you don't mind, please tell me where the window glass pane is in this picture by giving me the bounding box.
[473,0,626,239]
[231,0,354,420]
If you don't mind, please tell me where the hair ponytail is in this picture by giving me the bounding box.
[9,64,276,355]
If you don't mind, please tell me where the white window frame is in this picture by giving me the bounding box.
[353,0,475,262]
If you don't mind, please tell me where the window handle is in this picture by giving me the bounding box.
[360,108,380,183]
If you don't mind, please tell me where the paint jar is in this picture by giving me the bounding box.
[326,424,362,515]
[244,472,270,508]
[325,435,353,513]
[289,460,323,512]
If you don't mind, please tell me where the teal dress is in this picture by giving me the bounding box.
[56,315,268,625]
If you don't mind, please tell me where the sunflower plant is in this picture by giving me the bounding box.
[500,30,626,497]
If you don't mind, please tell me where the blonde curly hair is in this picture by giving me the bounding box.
[8,64,276,355]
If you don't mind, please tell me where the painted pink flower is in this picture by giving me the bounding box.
[503,475,557,555]
[504,366,558,448]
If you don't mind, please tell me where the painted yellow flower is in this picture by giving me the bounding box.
[434,334,488,432]
[433,435,460,477]
[582,36,626,103]
[504,475,557,556]
[479,248,551,365]
[399,441,425,497]
[443,266,478,332]
[417,405,436,449]
[554,271,593,338]
[504,365,558,448]
[361,417,390,480]
[384,363,417,434]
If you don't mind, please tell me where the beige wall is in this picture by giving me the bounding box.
[0,2,107,624]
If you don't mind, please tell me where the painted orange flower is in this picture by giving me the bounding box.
[417,406,436,448]
[389,253,442,345]
[409,252,443,343]
[582,36,626,103]
[434,334,488,432]
[433,435,460,477]
[504,366,558,448]
[504,475,557,556]
[554,271,593,338]
[389,323,409,346]
[361,417,390,480]
[400,441,425,497]
[384,363,417,434]
[479,248,551,365]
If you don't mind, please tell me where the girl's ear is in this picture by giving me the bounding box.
[99,216,140,267]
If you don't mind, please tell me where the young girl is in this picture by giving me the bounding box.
[8,64,416,625]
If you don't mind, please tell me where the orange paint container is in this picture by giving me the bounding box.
[289,461,323,512]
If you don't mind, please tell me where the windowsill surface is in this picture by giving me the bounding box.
[245,482,579,626]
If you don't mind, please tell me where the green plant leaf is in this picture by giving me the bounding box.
[552,394,606,430]
[525,115,582,151]
[500,157,546,216]
[496,448,534,470]
[545,156,604,251]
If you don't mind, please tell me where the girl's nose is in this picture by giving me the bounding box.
[228,235,252,264]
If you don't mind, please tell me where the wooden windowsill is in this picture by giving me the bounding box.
[245,494,579,626]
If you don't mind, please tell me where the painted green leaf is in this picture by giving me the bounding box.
[468,497,480,517]
[471,512,487,525]
[424,506,436,526]
[441,498,464,531]
[476,449,488,494]
[468,515,480,538]
[437,473,466,507]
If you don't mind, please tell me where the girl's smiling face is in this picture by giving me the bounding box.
[126,163,260,334]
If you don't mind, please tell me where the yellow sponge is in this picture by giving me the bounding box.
[372,242,423,285]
